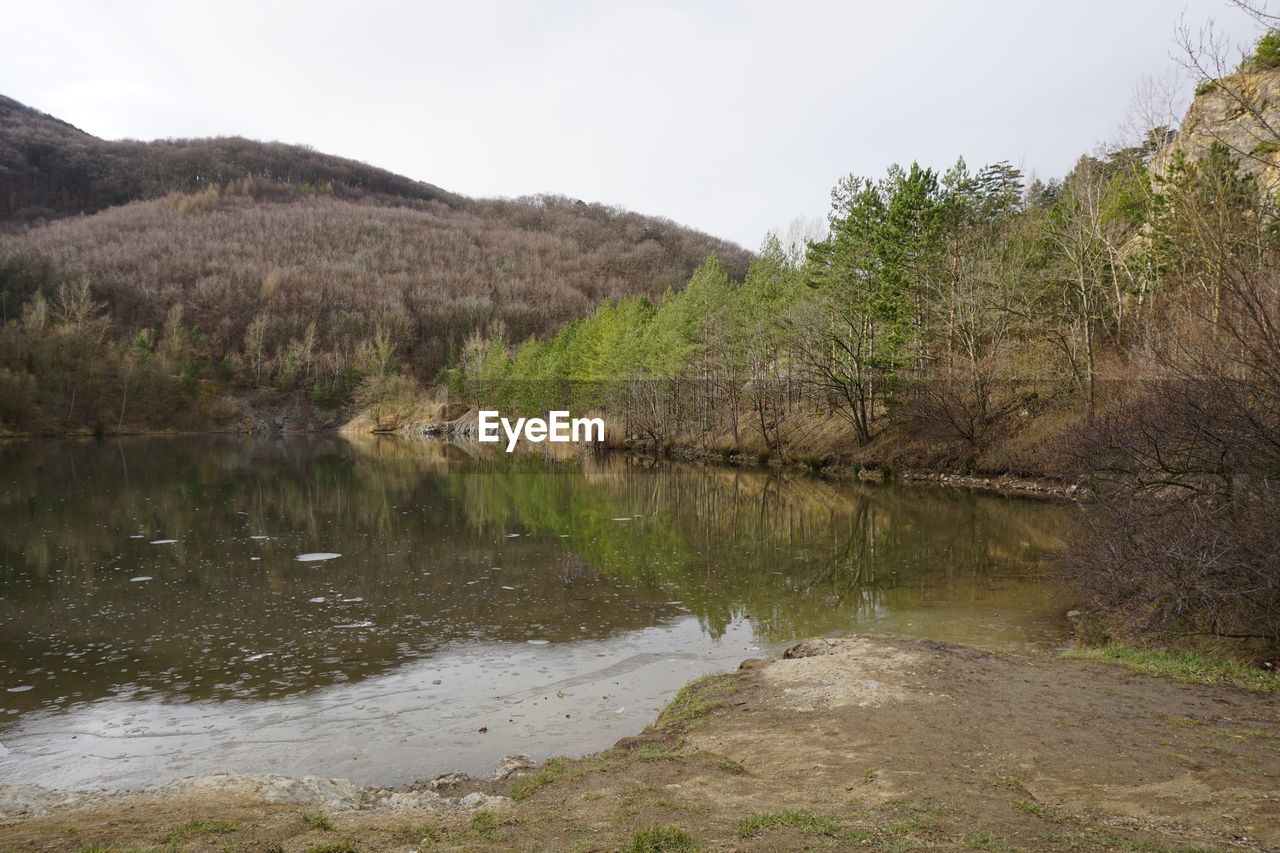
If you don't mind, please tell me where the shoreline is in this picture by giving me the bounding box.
[2,636,1276,850]
[1,425,1083,501]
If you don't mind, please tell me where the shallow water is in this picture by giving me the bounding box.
[0,435,1075,789]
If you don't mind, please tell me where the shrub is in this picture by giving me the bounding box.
[353,372,423,431]
[0,368,36,426]
[1251,29,1280,67]
[1063,489,1280,645]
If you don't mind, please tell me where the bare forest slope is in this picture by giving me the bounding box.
[0,95,749,428]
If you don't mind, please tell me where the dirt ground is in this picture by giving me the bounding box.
[1,637,1277,852]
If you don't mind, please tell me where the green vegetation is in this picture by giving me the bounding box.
[455,126,1280,650]
[1250,29,1280,67]
[1012,798,1063,821]
[406,822,443,842]
[736,810,843,838]
[163,819,238,842]
[300,812,334,831]
[510,757,572,801]
[711,756,745,775]
[655,673,737,727]
[631,743,677,762]
[468,810,500,840]
[624,825,703,852]
[1064,645,1280,695]
[304,844,357,853]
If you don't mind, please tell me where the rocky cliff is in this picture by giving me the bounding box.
[1157,65,1280,189]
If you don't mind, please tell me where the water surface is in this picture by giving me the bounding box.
[0,436,1074,788]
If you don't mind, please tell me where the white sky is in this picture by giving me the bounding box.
[0,0,1265,249]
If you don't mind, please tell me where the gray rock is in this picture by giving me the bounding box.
[493,754,536,780]
[0,783,91,820]
[428,771,471,791]
[458,791,509,810]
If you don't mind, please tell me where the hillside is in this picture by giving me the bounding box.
[0,95,467,221]
[0,95,749,432]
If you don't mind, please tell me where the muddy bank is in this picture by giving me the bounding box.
[652,442,1081,499]
[2,636,1276,851]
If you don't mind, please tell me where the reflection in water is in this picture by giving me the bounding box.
[0,436,1074,788]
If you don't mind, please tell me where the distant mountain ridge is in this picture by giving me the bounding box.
[0,94,464,221]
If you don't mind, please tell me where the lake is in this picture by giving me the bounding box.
[0,435,1075,789]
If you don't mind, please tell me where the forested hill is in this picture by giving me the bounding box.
[0,95,750,431]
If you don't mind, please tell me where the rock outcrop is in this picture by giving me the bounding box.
[1156,65,1280,190]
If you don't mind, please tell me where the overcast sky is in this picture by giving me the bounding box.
[1,0,1265,249]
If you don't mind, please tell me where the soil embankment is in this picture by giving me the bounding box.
[1,637,1276,851]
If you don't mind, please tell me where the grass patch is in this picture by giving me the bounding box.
[305,844,357,853]
[300,812,334,831]
[510,756,571,800]
[712,756,745,774]
[510,751,630,800]
[655,673,737,728]
[1013,798,1063,821]
[1063,644,1279,695]
[616,783,704,817]
[870,798,947,845]
[164,819,238,842]
[1198,740,1246,759]
[1230,727,1279,741]
[737,810,842,839]
[963,834,1016,852]
[1048,829,1225,852]
[401,821,443,842]
[625,825,703,852]
[616,783,658,816]
[469,810,500,840]
[632,743,677,762]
